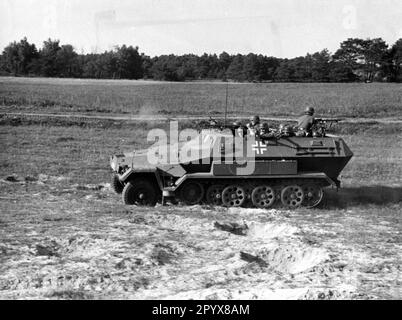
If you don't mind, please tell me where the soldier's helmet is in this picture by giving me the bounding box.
[284,125,293,133]
[232,121,241,128]
[305,107,315,116]
[258,122,269,133]
[282,125,294,136]
[250,115,260,125]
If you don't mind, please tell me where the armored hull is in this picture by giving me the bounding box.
[110,128,353,209]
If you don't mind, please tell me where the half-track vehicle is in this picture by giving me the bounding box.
[110,119,353,209]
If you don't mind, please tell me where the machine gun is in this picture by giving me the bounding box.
[197,116,240,132]
[311,118,341,137]
[196,117,217,130]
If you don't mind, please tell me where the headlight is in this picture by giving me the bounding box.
[110,157,118,171]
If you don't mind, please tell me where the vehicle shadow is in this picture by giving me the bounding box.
[323,185,402,208]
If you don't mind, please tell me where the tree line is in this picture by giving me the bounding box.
[1,37,402,82]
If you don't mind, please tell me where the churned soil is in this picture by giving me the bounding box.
[0,175,400,300]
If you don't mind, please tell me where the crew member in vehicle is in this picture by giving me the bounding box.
[233,121,245,137]
[297,107,315,136]
[247,115,260,136]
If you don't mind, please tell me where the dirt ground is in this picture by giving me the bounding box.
[0,178,400,300]
[0,122,401,300]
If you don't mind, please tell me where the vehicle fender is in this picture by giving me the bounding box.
[119,169,163,190]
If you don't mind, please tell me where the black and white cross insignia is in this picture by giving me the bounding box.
[252,141,268,155]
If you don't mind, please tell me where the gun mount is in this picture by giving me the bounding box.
[311,118,342,137]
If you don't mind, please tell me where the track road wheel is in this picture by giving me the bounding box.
[111,174,124,194]
[122,180,158,206]
[302,185,324,208]
[206,185,224,206]
[180,181,204,205]
[251,185,275,208]
[281,185,304,209]
[222,185,246,207]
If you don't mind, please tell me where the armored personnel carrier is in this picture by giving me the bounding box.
[110,119,353,209]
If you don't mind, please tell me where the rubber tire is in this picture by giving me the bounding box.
[122,180,158,206]
[111,174,124,194]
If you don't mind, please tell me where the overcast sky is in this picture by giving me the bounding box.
[1,0,402,57]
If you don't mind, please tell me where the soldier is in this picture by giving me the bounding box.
[257,122,269,135]
[296,107,315,136]
[249,115,260,127]
[258,122,277,139]
[232,121,245,137]
[282,125,294,137]
[209,118,218,127]
[247,115,260,136]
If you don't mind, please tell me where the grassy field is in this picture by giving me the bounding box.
[0,78,401,299]
[1,77,402,118]
[0,120,401,187]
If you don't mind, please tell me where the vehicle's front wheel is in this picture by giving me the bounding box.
[122,180,158,206]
